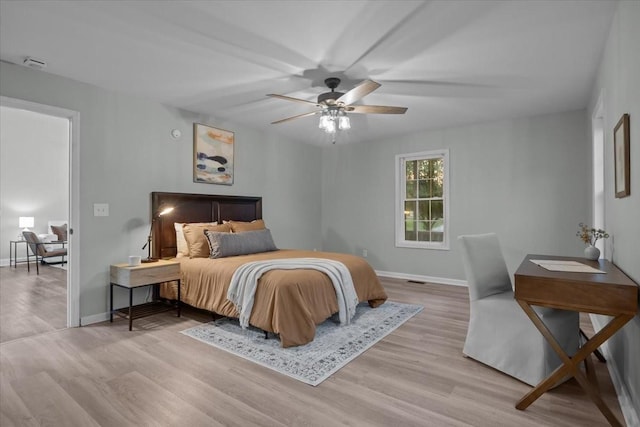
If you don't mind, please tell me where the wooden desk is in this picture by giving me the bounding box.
[514,255,638,427]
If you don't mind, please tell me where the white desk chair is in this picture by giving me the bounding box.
[458,233,579,387]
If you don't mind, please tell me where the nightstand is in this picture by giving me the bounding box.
[110,259,181,330]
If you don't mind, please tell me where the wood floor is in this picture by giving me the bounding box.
[0,265,67,343]
[0,274,626,426]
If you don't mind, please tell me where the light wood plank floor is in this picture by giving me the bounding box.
[0,276,625,426]
[0,265,67,343]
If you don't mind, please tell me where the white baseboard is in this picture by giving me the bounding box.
[375,270,467,287]
[589,314,639,427]
[1,257,66,267]
[80,312,109,326]
[0,257,26,267]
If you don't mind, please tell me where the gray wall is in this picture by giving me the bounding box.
[588,0,640,415]
[321,110,591,279]
[0,106,69,263]
[0,60,323,321]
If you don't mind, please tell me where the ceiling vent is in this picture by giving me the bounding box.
[23,57,47,69]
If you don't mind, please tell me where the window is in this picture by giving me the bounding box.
[395,149,450,250]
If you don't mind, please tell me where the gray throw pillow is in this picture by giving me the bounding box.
[205,228,277,259]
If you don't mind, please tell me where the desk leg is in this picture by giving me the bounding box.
[516,300,631,427]
[581,328,606,363]
[128,288,133,331]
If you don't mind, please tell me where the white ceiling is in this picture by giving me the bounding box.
[0,0,616,145]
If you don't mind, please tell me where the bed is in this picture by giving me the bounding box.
[152,192,387,347]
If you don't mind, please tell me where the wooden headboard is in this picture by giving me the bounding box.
[151,192,262,259]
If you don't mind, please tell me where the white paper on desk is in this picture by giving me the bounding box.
[529,259,606,274]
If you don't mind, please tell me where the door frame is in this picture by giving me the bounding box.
[1,95,80,327]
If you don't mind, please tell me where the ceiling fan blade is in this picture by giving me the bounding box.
[266,94,318,106]
[336,80,381,106]
[271,111,320,125]
[346,105,407,114]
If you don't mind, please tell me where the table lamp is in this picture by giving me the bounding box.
[141,206,174,263]
[19,217,34,239]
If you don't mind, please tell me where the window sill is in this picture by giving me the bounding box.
[395,241,450,251]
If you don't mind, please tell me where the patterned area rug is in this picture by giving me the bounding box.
[181,301,423,386]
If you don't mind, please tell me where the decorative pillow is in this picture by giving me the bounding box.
[205,228,277,259]
[227,219,266,233]
[174,222,217,257]
[183,223,230,258]
[51,224,68,241]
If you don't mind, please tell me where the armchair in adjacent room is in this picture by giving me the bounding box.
[457,233,579,387]
[22,231,67,275]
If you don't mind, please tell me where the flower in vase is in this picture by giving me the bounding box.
[576,223,609,246]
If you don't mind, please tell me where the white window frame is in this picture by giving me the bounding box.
[395,149,450,250]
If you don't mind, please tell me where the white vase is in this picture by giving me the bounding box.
[584,245,600,260]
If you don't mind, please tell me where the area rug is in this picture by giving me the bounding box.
[48,263,67,271]
[181,301,423,386]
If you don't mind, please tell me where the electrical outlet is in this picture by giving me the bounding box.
[362,249,368,257]
[94,203,109,217]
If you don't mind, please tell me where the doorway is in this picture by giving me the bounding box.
[0,96,79,332]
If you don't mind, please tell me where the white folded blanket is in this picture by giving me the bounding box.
[38,233,57,243]
[227,258,359,329]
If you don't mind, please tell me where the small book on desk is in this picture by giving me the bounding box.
[529,259,606,274]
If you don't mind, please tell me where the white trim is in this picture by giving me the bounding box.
[589,314,639,427]
[81,312,110,326]
[591,89,606,258]
[0,96,80,328]
[375,270,467,287]
[395,149,450,250]
[0,257,26,267]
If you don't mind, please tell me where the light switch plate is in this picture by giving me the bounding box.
[94,203,109,217]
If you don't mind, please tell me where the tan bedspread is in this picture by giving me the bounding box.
[160,249,387,347]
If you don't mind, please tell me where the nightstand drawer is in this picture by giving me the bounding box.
[110,260,180,287]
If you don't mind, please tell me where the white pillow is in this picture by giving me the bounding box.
[174,222,217,257]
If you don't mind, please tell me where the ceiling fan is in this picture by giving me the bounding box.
[267,77,407,141]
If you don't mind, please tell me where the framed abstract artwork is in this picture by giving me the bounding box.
[193,123,234,185]
[613,114,630,198]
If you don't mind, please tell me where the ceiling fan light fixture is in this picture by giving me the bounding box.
[324,118,337,134]
[319,108,350,134]
[338,111,351,130]
[319,110,330,129]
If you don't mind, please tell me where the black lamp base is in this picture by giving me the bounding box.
[141,258,159,263]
